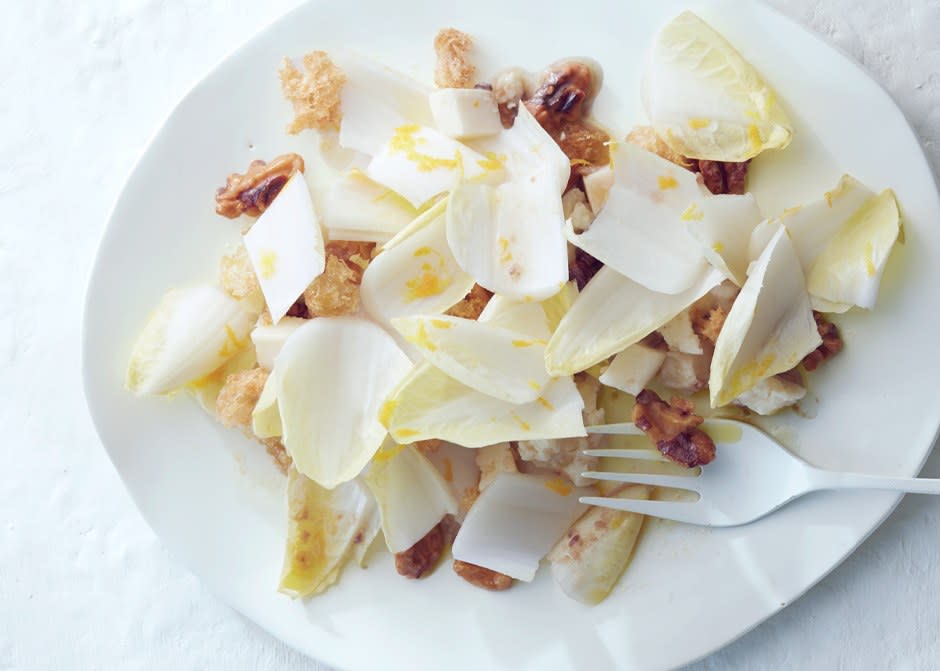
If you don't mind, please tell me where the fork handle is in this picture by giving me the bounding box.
[807,468,940,495]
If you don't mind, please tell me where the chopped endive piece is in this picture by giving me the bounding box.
[279,468,377,598]
[566,143,709,294]
[321,169,417,243]
[251,370,281,439]
[541,281,580,333]
[429,88,502,140]
[383,362,585,447]
[242,175,325,322]
[548,485,651,604]
[710,227,822,407]
[684,193,763,286]
[360,201,475,327]
[478,294,552,340]
[451,472,591,582]
[467,104,570,190]
[599,345,667,396]
[641,10,793,161]
[447,167,568,300]
[545,266,724,376]
[251,317,306,370]
[806,189,900,310]
[364,441,458,553]
[335,51,433,156]
[367,125,499,208]
[126,286,256,396]
[391,314,551,403]
[753,175,875,269]
[274,317,412,488]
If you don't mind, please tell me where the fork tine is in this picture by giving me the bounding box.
[581,471,701,491]
[579,496,704,525]
[582,448,670,461]
[584,423,645,436]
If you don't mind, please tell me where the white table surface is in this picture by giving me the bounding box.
[2,1,938,669]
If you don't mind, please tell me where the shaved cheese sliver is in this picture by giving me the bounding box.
[335,51,433,156]
[598,345,667,396]
[275,317,412,488]
[251,316,306,370]
[546,266,724,376]
[126,286,256,396]
[659,310,703,354]
[360,201,475,326]
[279,469,377,597]
[641,11,792,162]
[684,193,763,285]
[321,169,417,243]
[807,189,900,310]
[709,227,821,407]
[452,472,590,581]
[392,314,551,403]
[364,441,458,553]
[243,175,325,322]
[367,125,498,208]
[383,363,585,447]
[447,171,569,300]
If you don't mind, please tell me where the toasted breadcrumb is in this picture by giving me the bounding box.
[302,241,374,318]
[626,126,696,170]
[279,51,345,134]
[304,256,360,317]
[216,368,269,428]
[434,28,475,88]
[261,437,292,474]
[475,443,517,491]
[219,244,261,301]
[445,284,492,320]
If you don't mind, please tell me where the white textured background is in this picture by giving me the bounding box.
[2,1,938,669]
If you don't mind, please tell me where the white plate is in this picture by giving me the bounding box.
[82,1,940,669]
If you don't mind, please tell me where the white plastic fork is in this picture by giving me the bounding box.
[580,419,940,527]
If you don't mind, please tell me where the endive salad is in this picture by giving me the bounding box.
[126,12,902,604]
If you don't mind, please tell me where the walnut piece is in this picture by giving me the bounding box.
[632,389,716,468]
[303,241,375,317]
[434,28,475,88]
[279,51,345,134]
[569,248,603,290]
[219,244,261,301]
[525,62,610,170]
[394,521,445,579]
[694,159,750,195]
[216,368,269,428]
[215,153,305,219]
[802,311,844,372]
[445,284,492,320]
[453,560,513,591]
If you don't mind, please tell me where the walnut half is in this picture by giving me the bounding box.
[632,389,716,468]
[215,153,305,219]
